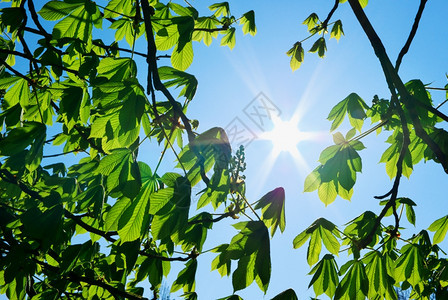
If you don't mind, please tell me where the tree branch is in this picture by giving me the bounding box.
[0,165,194,262]
[188,211,236,225]
[140,0,210,186]
[42,149,81,158]
[69,273,148,300]
[193,26,228,32]
[35,259,148,300]
[395,0,428,71]
[347,0,448,173]
[0,58,35,86]
[322,0,339,29]
[27,0,52,40]
[18,0,39,74]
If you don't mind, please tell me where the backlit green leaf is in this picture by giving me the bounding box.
[334,260,368,300]
[303,13,319,30]
[308,254,339,298]
[394,244,423,287]
[428,215,448,244]
[172,41,194,71]
[286,42,304,71]
[327,93,369,132]
[209,2,230,17]
[240,10,256,36]
[117,179,154,242]
[271,288,298,300]
[52,0,102,43]
[221,27,236,50]
[330,20,344,41]
[309,37,326,58]
[254,187,286,237]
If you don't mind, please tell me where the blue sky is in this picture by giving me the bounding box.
[175,0,448,299]
[7,0,448,299]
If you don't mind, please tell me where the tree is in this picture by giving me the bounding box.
[0,0,447,300]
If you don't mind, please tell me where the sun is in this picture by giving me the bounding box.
[260,116,307,156]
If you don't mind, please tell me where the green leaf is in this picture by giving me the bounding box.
[286,42,304,71]
[304,167,321,192]
[232,253,256,292]
[359,0,368,8]
[96,149,141,198]
[334,260,368,300]
[214,221,271,293]
[97,57,136,81]
[178,127,231,187]
[117,179,154,242]
[156,25,180,50]
[327,93,369,132]
[209,2,230,17]
[158,66,198,101]
[332,132,345,145]
[4,78,30,107]
[192,17,220,46]
[105,197,131,232]
[172,41,194,71]
[428,215,448,244]
[104,0,133,18]
[149,188,174,215]
[330,20,344,41]
[379,131,413,179]
[308,230,322,267]
[394,244,423,287]
[151,177,191,240]
[303,13,319,30]
[317,181,337,206]
[171,260,197,293]
[240,10,256,36]
[344,211,379,248]
[308,254,339,298]
[51,0,102,43]
[170,3,198,18]
[319,226,340,255]
[38,0,83,21]
[270,288,298,300]
[309,37,326,58]
[339,0,368,8]
[0,122,46,157]
[221,27,236,50]
[293,218,340,266]
[21,205,63,250]
[74,184,104,217]
[254,187,286,237]
[363,251,394,299]
[398,198,416,226]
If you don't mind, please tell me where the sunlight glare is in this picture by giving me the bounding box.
[260,116,305,156]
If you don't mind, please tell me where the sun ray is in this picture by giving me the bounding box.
[256,105,324,191]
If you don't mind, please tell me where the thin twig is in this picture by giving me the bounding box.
[395,0,428,71]
[42,149,81,158]
[436,99,448,109]
[193,27,228,32]
[426,86,448,91]
[240,194,261,221]
[350,120,388,142]
[188,211,236,225]
[0,58,34,86]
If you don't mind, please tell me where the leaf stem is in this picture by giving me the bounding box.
[240,194,261,221]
